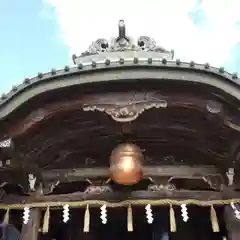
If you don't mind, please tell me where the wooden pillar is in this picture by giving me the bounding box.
[20,208,41,240]
[224,205,240,240]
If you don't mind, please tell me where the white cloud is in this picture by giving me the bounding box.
[46,0,240,69]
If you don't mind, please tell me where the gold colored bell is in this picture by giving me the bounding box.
[109,143,143,185]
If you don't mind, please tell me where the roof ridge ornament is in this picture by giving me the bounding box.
[112,19,133,51]
[118,20,127,40]
[74,20,174,61]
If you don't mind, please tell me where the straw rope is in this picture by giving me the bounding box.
[0,198,239,209]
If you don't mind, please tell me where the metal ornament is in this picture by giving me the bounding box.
[28,174,36,191]
[110,143,143,185]
[226,168,235,186]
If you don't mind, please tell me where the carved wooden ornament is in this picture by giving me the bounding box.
[83,101,167,122]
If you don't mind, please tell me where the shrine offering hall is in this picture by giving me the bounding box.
[0,20,240,240]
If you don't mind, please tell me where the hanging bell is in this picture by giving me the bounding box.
[109,143,143,185]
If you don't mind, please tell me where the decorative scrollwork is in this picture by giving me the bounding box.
[78,20,173,57]
[88,39,109,55]
[107,105,140,122]
[137,36,156,51]
[42,180,60,195]
[83,101,167,123]
[84,185,112,194]
[148,183,176,192]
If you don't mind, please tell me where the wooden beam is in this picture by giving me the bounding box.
[2,190,238,205]
[42,165,220,182]
[20,208,41,240]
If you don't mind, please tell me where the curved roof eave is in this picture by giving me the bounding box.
[0,59,239,120]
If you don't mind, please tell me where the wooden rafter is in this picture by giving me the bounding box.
[1,189,239,206]
[42,165,221,181]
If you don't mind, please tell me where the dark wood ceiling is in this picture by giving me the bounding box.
[0,85,239,172]
[8,106,234,170]
[0,79,239,195]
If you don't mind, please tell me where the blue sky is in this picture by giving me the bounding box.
[0,0,69,93]
[0,0,240,94]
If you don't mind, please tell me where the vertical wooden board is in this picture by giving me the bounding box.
[20,208,41,240]
[224,205,240,240]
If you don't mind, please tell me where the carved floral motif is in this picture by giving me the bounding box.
[83,100,167,122]
[148,183,176,192]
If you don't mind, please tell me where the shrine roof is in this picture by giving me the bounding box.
[0,20,239,119]
[0,21,239,197]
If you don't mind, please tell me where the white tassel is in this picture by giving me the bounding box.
[170,205,176,232]
[83,204,90,233]
[127,204,133,232]
[23,207,30,224]
[63,204,69,223]
[42,207,50,233]
[100,205,107,224]
[3,209,10,225]
[210,205,220,232]
[145,204,154,224]
[181,204,189,222]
